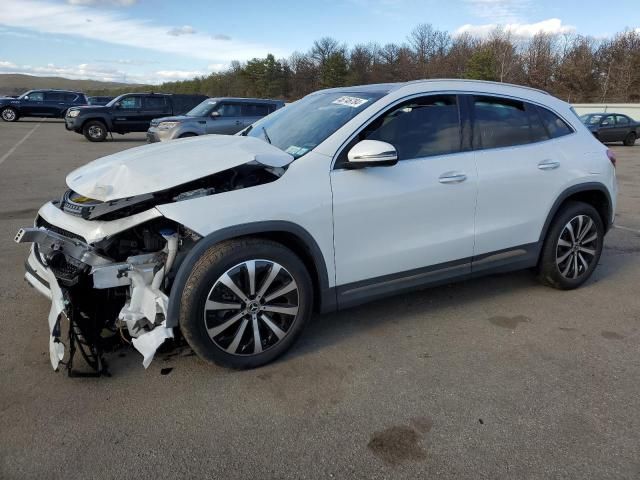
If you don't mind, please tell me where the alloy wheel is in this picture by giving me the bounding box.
[556,214,599,279]
[88,125,103,139]
[203,260,299,356]
[2,108,16,121]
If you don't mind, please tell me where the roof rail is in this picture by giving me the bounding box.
[405,78,551,96]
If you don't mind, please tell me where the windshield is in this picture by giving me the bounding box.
[18,91,33,99]
[580,114,603,125]
[244,91,386,158]
[186,99,218,117]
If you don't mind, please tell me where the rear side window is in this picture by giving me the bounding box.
[242,104,270,116]
[45,92,64,101]
[145,96,169,111]
[616,115,630,126]
[472,96,548,149]
[536,106,573,138]
[363,94,461,160]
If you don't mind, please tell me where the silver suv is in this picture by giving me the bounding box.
[147,97,284,142]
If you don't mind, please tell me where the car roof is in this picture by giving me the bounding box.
[207,97,284,103]
[26,89,84,94]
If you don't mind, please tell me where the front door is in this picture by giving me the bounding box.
[112,95,146,132]
[598,114,617,142]
[207,102,245,134]
[331,94,477,303]
[21,91,46,116]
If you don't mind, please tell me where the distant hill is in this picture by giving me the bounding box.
[0,74,149,96]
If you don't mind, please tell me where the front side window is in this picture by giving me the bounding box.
[216,103,243,117]
[25,91,44,101]
[119,96,142,109]
[472,96,547,149]
[601,115,615,126]
[245,91,385,159]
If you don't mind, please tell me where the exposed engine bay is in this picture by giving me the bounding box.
[15,162,285,376]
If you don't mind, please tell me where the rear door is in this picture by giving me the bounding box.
[112,95,145,132]
[241,103,272,128]
[207,102,245,134]
[471,95,574,271]
[143,95,172,129]
[43,91,65,117]
[614,115,632,141]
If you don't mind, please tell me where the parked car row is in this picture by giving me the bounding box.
[580,113,640,146]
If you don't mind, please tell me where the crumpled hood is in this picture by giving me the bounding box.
[66,135,294,202]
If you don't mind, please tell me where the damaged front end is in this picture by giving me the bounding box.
[15,147,289,376]
[16,217,184,376]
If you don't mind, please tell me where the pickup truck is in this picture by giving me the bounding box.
[580,112,640,146]
[65,92,208,142]
[1,89,88,122]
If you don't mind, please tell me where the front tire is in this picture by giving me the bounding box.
[83,120,107,142]
[537,201,604,290]
[623,132,636,146]
[180,238,313,369]
[1,107,18,122]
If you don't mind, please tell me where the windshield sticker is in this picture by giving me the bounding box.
[332,96,369,108]
[285,145,303,155]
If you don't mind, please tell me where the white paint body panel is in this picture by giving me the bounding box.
[67,134,294,202]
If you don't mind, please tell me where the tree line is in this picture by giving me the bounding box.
[93,25,640,103]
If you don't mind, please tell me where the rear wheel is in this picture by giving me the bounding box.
[623,132,636,146]
[180,238,313,369]
[83,120,107,142]
[1,107,18,122]
[537,201,604,290]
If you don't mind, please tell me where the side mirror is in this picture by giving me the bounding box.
[114,102,122,109]
[346,140,398,168]
[210,111,221,118]
[601,120,610,126]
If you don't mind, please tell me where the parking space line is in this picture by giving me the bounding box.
[0,123,41,167]
[614,224,640,234]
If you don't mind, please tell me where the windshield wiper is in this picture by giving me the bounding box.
[262,126,272,144]
[241,125,253,136]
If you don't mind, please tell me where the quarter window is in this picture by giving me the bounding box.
[472,96,548,149]
[536,106,573,138]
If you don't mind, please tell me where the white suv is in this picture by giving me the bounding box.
[16,79,617,375]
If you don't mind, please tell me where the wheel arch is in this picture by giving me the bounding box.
[79,115,112,132]
[166,221,336,328]
[539,182,613,247]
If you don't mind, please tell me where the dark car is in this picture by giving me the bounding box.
[146,97,285,142]
[65,92,208,142]
[87,96,114,106]
[0,89,88,122]
[581,113,640,146]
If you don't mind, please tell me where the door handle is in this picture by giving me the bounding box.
[538,159,560,170]
[438,172,467,184]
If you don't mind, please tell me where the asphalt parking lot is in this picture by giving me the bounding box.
[1,119,639,479]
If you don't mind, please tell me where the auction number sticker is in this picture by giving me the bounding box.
[332,96,369,108]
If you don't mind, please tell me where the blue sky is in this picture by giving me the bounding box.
[0,0,638,84]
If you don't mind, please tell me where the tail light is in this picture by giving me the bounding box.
[606,149,616,168]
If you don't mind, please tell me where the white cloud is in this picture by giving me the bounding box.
[0,60,17,68]
[464,0,531,22]
[155,70,205,80]
[167,25,196,36]
[455,18,576,38]
[0,0,287,63]
[67,0,137,6]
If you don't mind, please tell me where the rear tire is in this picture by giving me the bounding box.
[180,238,313,369]
[623,132,636,146]
[537,201,604,290]
[83,120,107,142]
[1,107,18,122]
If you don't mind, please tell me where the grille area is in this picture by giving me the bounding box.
[36,216,87,243]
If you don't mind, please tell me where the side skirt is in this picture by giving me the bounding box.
[334,243,540,310]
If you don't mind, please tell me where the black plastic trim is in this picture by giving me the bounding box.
[538,182,613,242]
[166,221,335,327]
[25,260,50,290]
